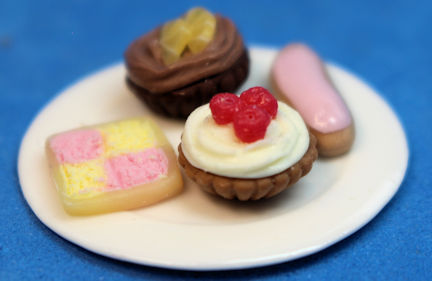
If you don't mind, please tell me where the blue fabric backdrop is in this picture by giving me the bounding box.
[0,0,431,280]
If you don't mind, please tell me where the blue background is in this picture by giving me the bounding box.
[1,0,431,280]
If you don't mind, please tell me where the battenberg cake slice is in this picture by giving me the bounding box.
[46,118,183,215]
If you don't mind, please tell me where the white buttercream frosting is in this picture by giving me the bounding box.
[181,102,309,178]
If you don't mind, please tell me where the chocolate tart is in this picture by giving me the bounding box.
[126,50,249,118]
[178,133,318,201]
[124,15,249,119]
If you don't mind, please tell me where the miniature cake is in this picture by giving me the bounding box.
[178,87,318,200]
[271,43,355,156]
[46,118,183,215]
[124,7,249,118]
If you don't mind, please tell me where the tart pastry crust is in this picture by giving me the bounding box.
[178,132,318,200]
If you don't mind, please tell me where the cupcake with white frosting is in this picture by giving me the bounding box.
[178,87,318,200]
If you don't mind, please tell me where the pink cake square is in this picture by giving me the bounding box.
[49,129,103,164]
[104,148,169,189]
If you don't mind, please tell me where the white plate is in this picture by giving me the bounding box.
[18,47,408,270]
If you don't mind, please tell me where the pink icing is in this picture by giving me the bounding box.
[50,129,103,164]
[104,148,168,189]
[272,44,352,133]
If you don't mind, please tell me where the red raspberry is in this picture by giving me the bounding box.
[233,105,271,143]
[210,93,244,124]
[240,86,278,119]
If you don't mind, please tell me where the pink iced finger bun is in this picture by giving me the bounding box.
[271,43,355,157]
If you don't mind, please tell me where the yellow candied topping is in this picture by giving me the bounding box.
[160,18,193,65]
[59,159,106,199]
[185,7,216,54]
[99,119,156,157]
[160,7,216,65]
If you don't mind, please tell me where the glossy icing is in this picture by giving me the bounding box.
[272,43,352,133]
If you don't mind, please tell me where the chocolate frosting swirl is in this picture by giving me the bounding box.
[124,15,245,94]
